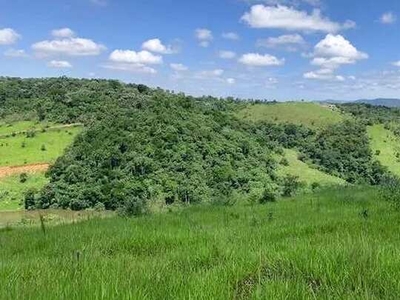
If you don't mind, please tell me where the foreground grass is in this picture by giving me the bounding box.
[368,124,400,176]
[0,127,81,166]
[1,187,400,299]
[277,149,345,187]
[237,102,344,128]
[0,172,48,211]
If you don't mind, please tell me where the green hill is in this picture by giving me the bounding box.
[368,124,400,176]
[237,102,344,128]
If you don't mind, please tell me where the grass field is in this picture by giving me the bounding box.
[0,120,55,136]
[277,149,345,187]
[1,186,400,299]
[368,124,400,176]
[0,126,81,166]
[237,102,344,128]
[0,172,48,211]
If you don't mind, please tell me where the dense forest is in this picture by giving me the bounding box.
[0,77,397,212]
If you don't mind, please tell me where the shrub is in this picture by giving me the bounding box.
[20,172,28,183]
[279,157,289,166]
[379,174,400,209]
[259,187,277,204]
[24,189,37,210]
[282,175,302,197]
[375,150,381,156]
[117,196,147,217]
[41,144,46,151]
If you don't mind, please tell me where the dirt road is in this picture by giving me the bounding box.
[0,163,50,178]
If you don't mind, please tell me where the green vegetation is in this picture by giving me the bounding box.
[238,102,344,128]
[2,187,400,299]
[368,124,400,176]
[0,127,82,166]
[0,173,48,211]
[277,149,345,187]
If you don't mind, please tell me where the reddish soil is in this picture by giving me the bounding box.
[0,163,50,178]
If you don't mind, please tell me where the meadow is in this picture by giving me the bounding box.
[277,149,345,187]
[1,186,400,299]
[368,124,400,177]
[237,102,345,128]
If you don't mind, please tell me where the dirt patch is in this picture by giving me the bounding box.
[0,163,49,178]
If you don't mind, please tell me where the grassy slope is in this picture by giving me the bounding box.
[1,187,400,299]
[277,149,345,186]
[0,173,48,211]
[0,121,55,136]
[368,124,400,176]
[237,102,344,128]
[0,127,81,166]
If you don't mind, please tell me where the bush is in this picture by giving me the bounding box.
[20,172,28,183]
[41,144,46,151]
[375,150,381,156]
[282,175,302,197]
[379,175,400,209]
[279,157,289,166]
[117,196,147,217]
[259,187,277,204]
[24,189,37,210]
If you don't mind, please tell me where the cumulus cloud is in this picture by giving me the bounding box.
[219,50,236,59]
[51,28,75,38]
[380,12,396,24]
[258,34,305,47]
[222,32,240,40]
[393,61,400,67]
[142,38,176,54]
[4,49,28,58]
[238,53,285,67]
[195,28,213,47]
[0,28,21,45]
[170,63,188,71]
[106,49,162,74]
[32,31,105,56]
[47,60,72,68]
[241,5,354,32]
[109,50,162,64]
[304,34,367,81]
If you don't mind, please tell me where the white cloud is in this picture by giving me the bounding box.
[170,63,188,71]
[51,28,75,38]
[219,50,236,59]
[238,53,285,67]
[32,33,105,56]
[226,78,236,84]
[222,32,240,40]
[393,61,400,67]
[142,38,176,54]
[199,69,224,77]
[0,28,21,45]
[109,50,162,64]
[380,12,396,24]
[47,60,72,68]
[257,34,305,48]
[241,5,354,32]
[195,28,213,47]
[103,63,157,74]
[303,69,346,81]
[4,49,28,58]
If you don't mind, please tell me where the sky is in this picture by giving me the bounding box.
[0,0,399,100]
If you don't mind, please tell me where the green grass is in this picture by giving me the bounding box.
[1,186,400,299]
[368,124,400,177]
[277,149,345,187]
[0,120,56,136]
[0,172,48,211]
[0,127,82,166]
[237,102,345,128]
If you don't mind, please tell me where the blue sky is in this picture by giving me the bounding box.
[0,0,399,100]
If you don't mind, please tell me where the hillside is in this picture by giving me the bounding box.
[277,149,345,187]
[368,124,400,176]
[237,102,344,128]
[2,187,400,299]
[355,98,400,108]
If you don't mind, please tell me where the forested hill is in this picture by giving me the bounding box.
[0,77,394,211]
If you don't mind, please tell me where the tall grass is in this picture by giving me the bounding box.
[1,186,400,299]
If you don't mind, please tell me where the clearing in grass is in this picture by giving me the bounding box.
[237,102,344,128]
[368,124,400,177]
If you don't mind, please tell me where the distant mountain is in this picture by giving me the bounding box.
[353,98,400,108]
[320,98,400,108]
